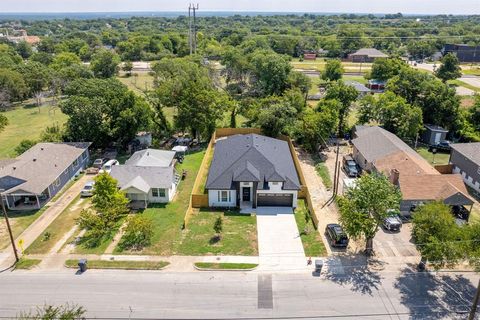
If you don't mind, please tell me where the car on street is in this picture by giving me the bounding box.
[99,159,119,174]
[93,158,109,169]
[383,211,403,231]
[342,155,359,178]
[325,223,349,248]
[80,181,95,197]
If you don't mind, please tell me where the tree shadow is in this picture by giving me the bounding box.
[394,265,476,319]
[209,235,221,244]
[323,254,383,296]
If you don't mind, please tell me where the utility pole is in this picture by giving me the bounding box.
[188,3,199,55]
[1,193,19,262]
[468,278,480,320]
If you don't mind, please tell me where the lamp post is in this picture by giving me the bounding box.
[1,192,19,262]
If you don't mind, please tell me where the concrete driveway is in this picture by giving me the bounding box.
[256,210,306,272]
[373,223,419,258]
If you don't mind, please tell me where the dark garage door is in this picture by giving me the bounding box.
[257,193,293,207]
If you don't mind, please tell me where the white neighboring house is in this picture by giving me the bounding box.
[110,149,179,208]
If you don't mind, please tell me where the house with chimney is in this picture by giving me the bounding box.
[351,126,473,217]
[0,142,91,210]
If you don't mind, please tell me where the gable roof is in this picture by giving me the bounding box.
[345,80,370,93]
[206,134,301,190]
[350,48,388,58]
[111,165,174,191]
[0,142,90,195]
[125,149,175,167]
[450,143,480,166]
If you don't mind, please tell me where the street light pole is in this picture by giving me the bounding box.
[1,192,19,262]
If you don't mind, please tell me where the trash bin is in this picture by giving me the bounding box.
[78,259,87,272]
[315,259,323,273]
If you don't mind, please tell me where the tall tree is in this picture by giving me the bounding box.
[0,68,27,103]
[90,49,121,78]
[257,102,297,137]
[435,53,462,82]
[338,173,402,255]
[369,57,407,81]
[250,50,292,96]
[321,59,344,82]
[324,80,358,135]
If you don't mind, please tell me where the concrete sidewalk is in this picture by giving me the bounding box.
[0,174,91,269]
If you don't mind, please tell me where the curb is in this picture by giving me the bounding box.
[63,262,170,271]
[193,263,258,272]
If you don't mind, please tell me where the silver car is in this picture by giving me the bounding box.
[383,215,402,232]
[80,181,95,197]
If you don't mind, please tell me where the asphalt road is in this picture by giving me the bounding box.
[0,268,478,319]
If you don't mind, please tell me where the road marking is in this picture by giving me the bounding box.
[257,274,273,309]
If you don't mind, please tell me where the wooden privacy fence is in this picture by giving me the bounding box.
[184,128,318,229]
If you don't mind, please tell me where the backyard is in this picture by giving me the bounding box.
[0,103,67,158]
[416,147,451,165]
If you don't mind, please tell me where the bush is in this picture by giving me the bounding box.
[119,215,154,251]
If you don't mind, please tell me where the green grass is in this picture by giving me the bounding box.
[0,208,46,250]
[114,150,206,255]
[117,73,154,95]
[0,104,67,158]
[416,147,450,165]
[177,210,258,256]
[26,196,88,254]
[14,258,41,270]
[194,262,258,270]
[314,161,332,190]
[462,68,480,76]
[194,147,214,194]
[290,58,371,72]
[65,259,169,270]
[449,79,480,93]
[73,217,126,255]
[295,200,327,257]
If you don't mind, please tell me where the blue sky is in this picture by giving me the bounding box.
[0,0,479,14]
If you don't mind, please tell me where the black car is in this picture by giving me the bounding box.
[342,155,359,178]
[325,224,349,248]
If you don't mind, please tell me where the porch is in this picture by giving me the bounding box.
[4,193,49,211]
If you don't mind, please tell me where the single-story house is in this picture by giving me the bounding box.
[352,126,473,215]
[348,48,388,63]
[345,80,371,97]
[450,143,480,193]
[0,142,91,210]
[421,124,448,146]
[205,134,301,209]
[110,149,179,208]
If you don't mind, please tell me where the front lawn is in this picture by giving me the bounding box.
[295,200,327,257]
[177,210,258,256]
[0,208,46,250]
[26,196,88,254]
[195,262,258,270]
[14,258,42,270]
[65,259,169,270]
[114,150,206,255]
[416,147,450,165]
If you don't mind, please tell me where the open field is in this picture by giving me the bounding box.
[416,147,450,165]
[291,58,372,72]
[0,105,67,158]
[294,200,327,257]
[0,208,46,250]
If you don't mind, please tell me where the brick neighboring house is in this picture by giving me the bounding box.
[205,134,301,209]
[352,126,473,216]
[0,142,91,210]
[348,48,388,63]
[450,143,480,193]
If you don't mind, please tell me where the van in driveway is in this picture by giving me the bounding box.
[99,159,119,174]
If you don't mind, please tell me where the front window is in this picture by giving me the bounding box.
[54,178,60,187]
[218,191,230,202]
[152,188,166,198]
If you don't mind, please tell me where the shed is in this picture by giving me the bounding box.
[422,125,448,146]
[345,81,371,97]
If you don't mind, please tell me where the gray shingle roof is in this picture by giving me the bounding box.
[0,142,90,195]
[345,80,370,93]
[125,149,175,167]
[350,48,388,58]
[111,166,174,191]
[206,134,301,190]
[451,143,480,165]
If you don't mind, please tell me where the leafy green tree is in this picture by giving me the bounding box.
[122,61,133,77]
[90,49,121,78]
[15,61,52,97]
[321,59,344,82]
[0,114,8,133]
[407,39,436,60]
[119,215,154,251]
[337,27,370,56]
[324,80,358,135]
[0,68,28,102]
[338,173,401,255]
[30,52,54,66]
[412,202,463,270]
[16,41,33,59]
[0,44,23,68]
[250,50,292,96]
[358,92,423,140]
[369,57,407,81]
[15,139,37,155]
[40,123,64,142]
[50,52,81,71]
[257,102,297,137]
[61,78,151,147]
[214,216,223,235]
[287,71,311,95]
[458,96,480,141]
[435,53,462,82]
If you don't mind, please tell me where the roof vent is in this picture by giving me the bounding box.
[33,158,37,162]
[40,147,44,151]
[13,166,16,170]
